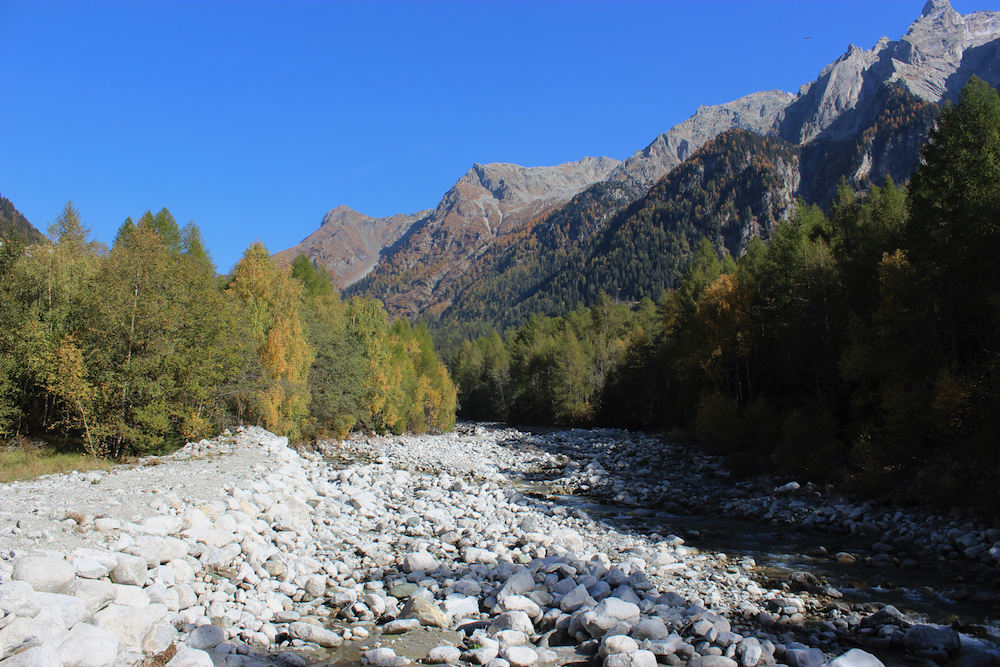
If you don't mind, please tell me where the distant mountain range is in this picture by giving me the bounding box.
[279,0,1000,330]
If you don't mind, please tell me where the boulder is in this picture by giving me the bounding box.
[186,624,224,650]
[110,554,147,587]
[164,646,214,667]
[488,611,534,636]
[11,557,75,594]
[288,621,342,648]
[827,649,885,667]
[57,623,120,667]
[0,645,62,667]
[401,598,451,628]
[903,624,961,656]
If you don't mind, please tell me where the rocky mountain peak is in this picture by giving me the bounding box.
[607,90,796,194]
[921,0,956,19]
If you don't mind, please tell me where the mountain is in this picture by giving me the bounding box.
[0,193,43,244]
[347,157,620,318]
[438,130,801,331]
[296,0,1000,333]
[274,206,429,287]
[606,90,796,196]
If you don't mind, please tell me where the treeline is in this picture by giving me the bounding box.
[0,209,455,457]
[452,78,1000,512]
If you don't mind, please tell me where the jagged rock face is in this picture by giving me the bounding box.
[435,157,621,238]
[777,0,1000,144]
[274,206,428,287]
[351,156,620,318]
[607,90,796,194]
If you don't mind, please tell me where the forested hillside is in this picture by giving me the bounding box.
[0,194,43,244]
[0,208,455,457]
[453,78,1000,512]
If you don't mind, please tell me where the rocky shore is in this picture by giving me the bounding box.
[0,424,997,667]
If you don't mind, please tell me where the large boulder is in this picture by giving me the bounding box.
[57,623,120,667]
[11,556,75,594]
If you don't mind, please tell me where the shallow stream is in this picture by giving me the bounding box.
[525,485,999,626]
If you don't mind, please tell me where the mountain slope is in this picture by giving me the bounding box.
[0,193,43,244]
[274,206,429,287]
[440,130,800,330]
[347,157,620,318]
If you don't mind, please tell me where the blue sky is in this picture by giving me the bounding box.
[2,0,997,272]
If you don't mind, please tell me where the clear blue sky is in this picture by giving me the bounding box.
[2,0,996,272]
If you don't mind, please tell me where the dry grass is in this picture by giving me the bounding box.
[0,439,114,483]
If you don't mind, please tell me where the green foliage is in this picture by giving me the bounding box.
[0,204,456,458]
[450,79,1000,513]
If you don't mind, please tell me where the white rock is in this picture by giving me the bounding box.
[501,646,538,667]
[287,621,341,648]
[0,582,40,617]
[186,624,224,650]
[92,603,168,649]
[141,622,178,655]
[33,592,87,630]
[110,554,147,587]
[442,596,479,618]
[0,645,61,667]
[426,645,462,664]
[11,557,75,594]
[402,552,438,573]
[164,646,214,667]
[827,649,885,667]
[72,557,111,580]
[57,623,120,667]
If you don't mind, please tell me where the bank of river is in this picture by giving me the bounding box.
[1,424,998,667]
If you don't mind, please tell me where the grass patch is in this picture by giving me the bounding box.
[0,439,115,482]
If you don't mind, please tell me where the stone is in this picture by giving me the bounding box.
[72,557,111,580]
[785,648,826,667]
[600,635,640,657]
[442,596,480,618]
[827,649,885,667]
[390,583,419,599]
[164,646,214,667]
[362,647,408,666]
[0,646,61,667]
[287,621,342,648]
[560,584,596,612]
[33,592,87,630]
[402,552,438,573]
[141,622,178,655]
[498,595,541,620]
[426,645,462,664]
[69,579,117,617]
[303,574,326,598]
[0,617,47,656]
[92,603,168,649]
[689,658,739,667]
[903,624,961,656]
[463,547,498,565]
[0,582,40,617]
[11,556,75,594]
[736,637,763,667]
[582,597,640,637]
[401,598,451,628]
[187,624,225,650]
[57,623,120,667]
[501,646,538,667]
[630,618,670,641]
[383,619,421,634]
[488,611,534,636]
[110,554,147,587]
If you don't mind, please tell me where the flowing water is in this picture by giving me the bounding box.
[524,485,1000,626]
